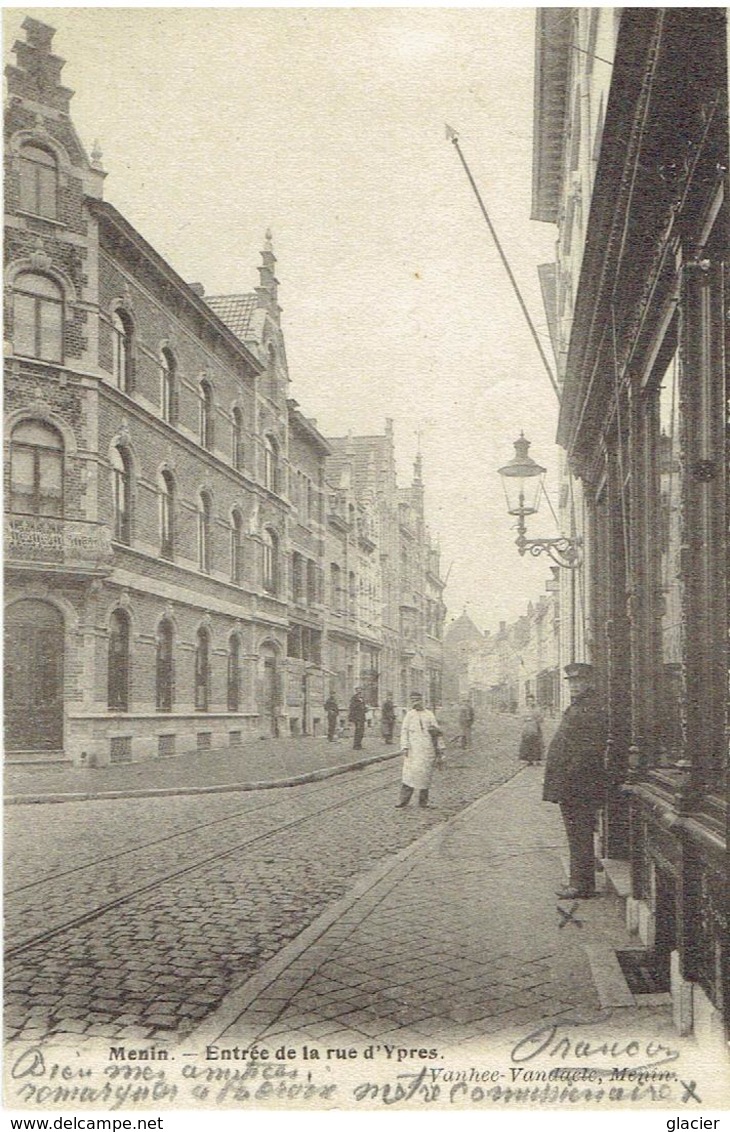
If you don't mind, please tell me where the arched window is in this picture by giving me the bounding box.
[231,509,244,585]
[264,434,280,493]
[111,309,134,392]
[199,380,214,449]
[111,446,132,544]
[348,570,357,613]
[263,528,278,594]
[156,619,174,712]
[13,272,63,363]
[195,626,211,711]
[108,609,130,712]
[9,420,64,516]
[160,348,176,423]
[159,470,175,560]
[232,407,244,471]
[292,551,304,604]
[19,143,58,219]
[227,633,241,712]
[198,491,212,573]
[266,343,278,399]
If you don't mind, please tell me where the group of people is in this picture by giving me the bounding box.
[325,669,607,903]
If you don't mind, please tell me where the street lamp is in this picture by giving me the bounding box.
[497,434,582,569]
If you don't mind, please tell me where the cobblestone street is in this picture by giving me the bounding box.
[5,715,527,1045]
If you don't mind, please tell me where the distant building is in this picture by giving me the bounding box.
[442,611,483,704]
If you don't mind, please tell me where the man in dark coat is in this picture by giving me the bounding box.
[348,688,367,750]
[381,694,397,744]
[543,662,608,899]
[324,693,339,742]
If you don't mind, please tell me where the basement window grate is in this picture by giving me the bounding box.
[616,950,670,994]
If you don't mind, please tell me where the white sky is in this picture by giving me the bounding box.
[4,6,564,635]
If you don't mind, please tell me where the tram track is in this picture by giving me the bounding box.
[5,761,398,958]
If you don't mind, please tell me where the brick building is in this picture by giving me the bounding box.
[3,17,446,763]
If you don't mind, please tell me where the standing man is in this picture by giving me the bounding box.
[543,662,608,899]
[348,687,367,751]
[381,693,397,745]
[396,690,445,809]
[324,692,340,742]
[458,697,475,749]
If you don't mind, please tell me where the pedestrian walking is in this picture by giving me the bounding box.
[543,662,608,900]
[324,693,339,742]
[519,694,544,764]
[381,694,397,745]
[396,690,446,809]
[348,688,367,750]
[458,697,475,749]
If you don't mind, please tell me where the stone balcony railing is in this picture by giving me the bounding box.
[5,513,113,572]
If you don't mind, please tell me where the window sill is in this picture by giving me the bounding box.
[15,210,67,230]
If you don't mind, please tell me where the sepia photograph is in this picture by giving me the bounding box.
[2,4,729,1119]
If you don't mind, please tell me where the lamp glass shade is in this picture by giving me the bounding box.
[497,434,546,516]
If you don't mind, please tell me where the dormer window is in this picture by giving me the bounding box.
[19,143,58,220]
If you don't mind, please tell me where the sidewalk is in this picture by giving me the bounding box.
[4,733,399,803]
[184,768,718,1106]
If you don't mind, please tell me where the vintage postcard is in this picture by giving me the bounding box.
[3,5,729,1120]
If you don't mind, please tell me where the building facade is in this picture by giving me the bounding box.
[3,17,445,763]
[533,8,729,1042]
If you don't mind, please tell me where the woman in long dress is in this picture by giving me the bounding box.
[396,690,445,809]
[519,694,544,764]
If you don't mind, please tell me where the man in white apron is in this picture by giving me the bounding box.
[396,690,445,809]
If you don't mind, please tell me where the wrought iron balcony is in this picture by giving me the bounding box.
[5,513,113,573]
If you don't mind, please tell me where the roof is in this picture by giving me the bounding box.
[326,435,393,496]
[444,612,483,646]
[87,201,262,374]
[205,293,260,343]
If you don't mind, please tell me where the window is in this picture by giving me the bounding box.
[111,309,134,392]
[160,349,176,423]
[19,143,57,219]
[330,563,342,610]
[13,273,63,363]
[111,446,132,544]
[199,381,214,449]
[9,420,64,516]
[267,343,277,399]
[195,627,210,711]
[108,609,130,712]
[307,560,318,605]
[263,528,278,594]
[292,552,305,604]
[227,634,241,712]
[159,471,175,560]
[264,435,280,493]
[198,492,212,573]
[232,407,244,470]
[156,619,174,712]
[231,509,244,584]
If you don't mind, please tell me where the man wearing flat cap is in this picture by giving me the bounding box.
[543,662,608,899]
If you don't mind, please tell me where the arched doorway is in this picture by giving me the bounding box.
[5,599,64,751]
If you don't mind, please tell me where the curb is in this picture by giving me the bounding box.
[181,767,526,1050]
[4,749,402,806]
